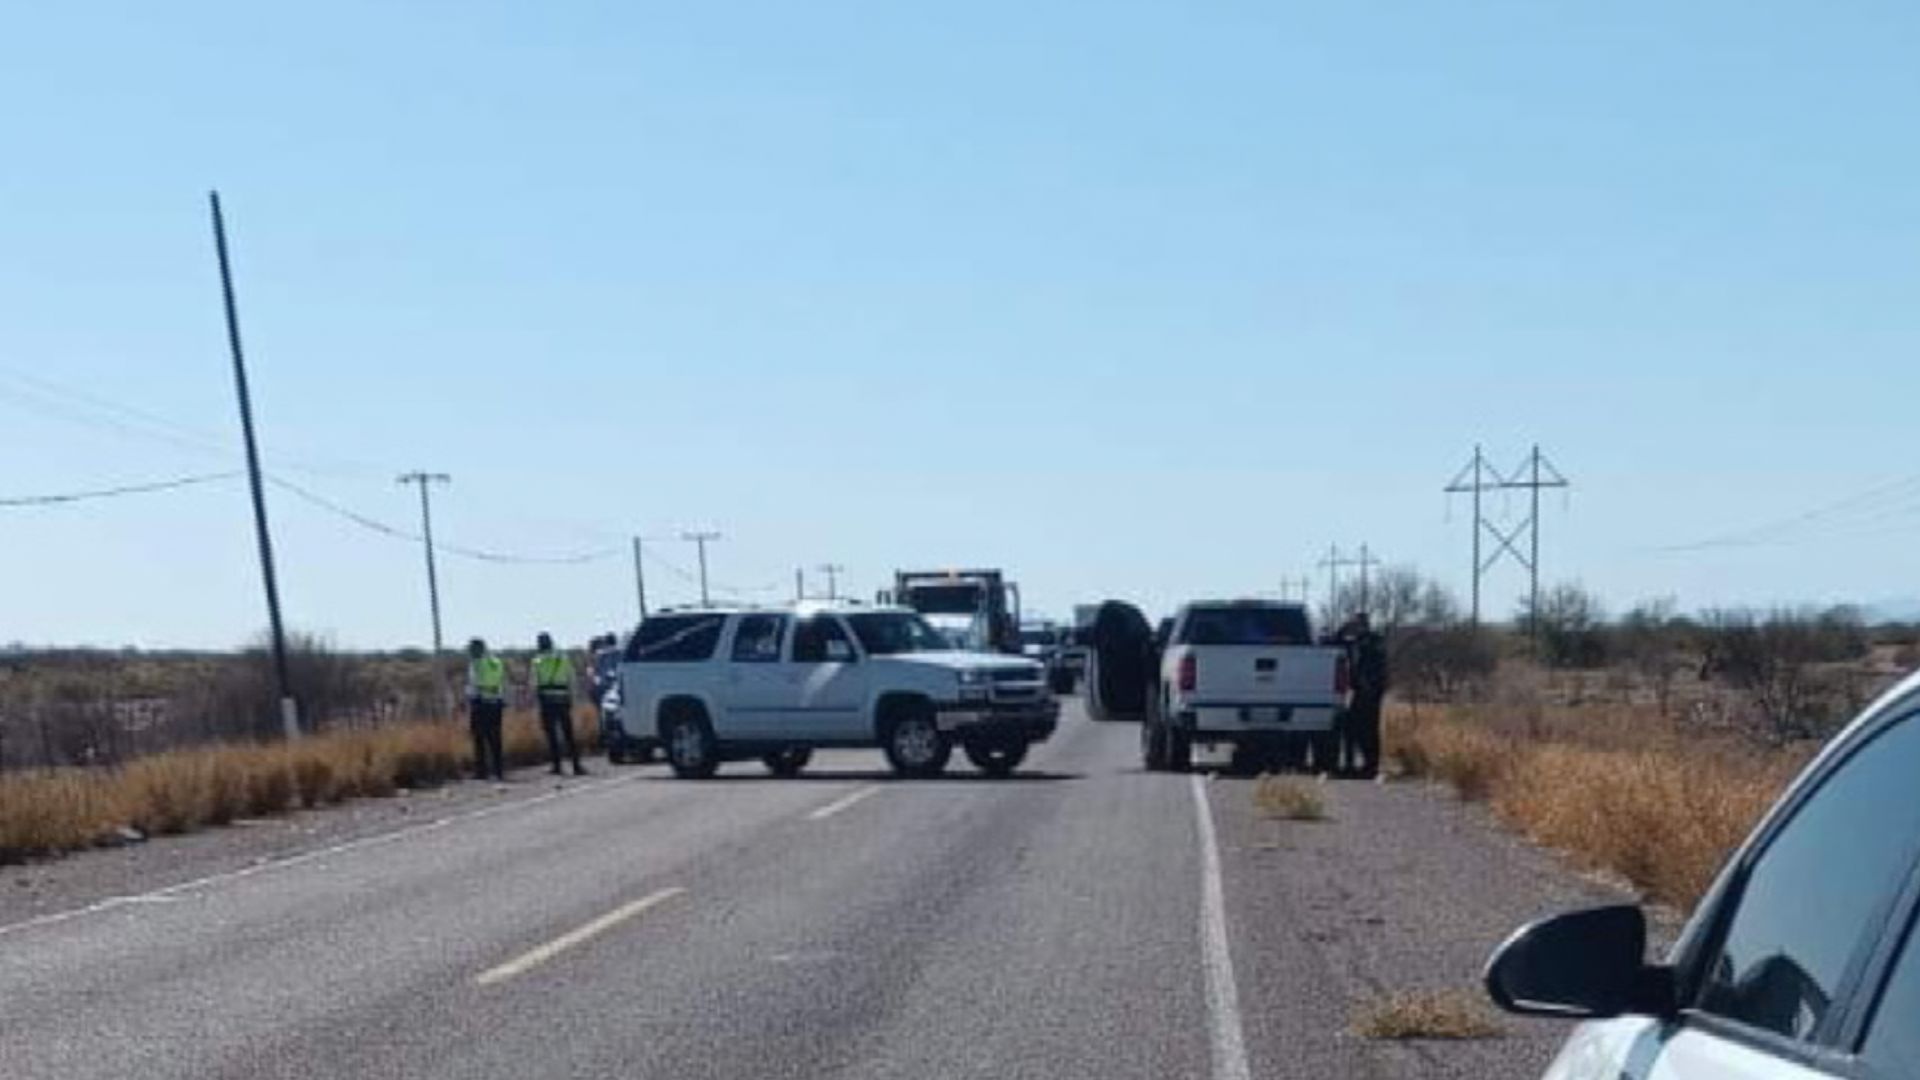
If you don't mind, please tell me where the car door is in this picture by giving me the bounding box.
[1543,704,1920,1080]
[788,614,869,742]
[717,613,791,740]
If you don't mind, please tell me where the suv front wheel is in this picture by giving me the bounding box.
[883,701,951,778]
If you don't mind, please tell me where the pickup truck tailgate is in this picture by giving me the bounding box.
[1184,644,1344,733]
[1193,645,1341,705]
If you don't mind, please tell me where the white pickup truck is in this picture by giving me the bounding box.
[617,602,1059,779]
[1141,600,1348,773]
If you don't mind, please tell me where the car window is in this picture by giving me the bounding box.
[624,614,726,663]
[1177,606,1311,646]
[792,615,856,663]
[730,614,788,663]
[1695,711,1920,1043]
[1861,912,1920,1075]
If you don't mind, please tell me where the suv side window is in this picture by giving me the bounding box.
[730,614,788,663]
[792,615,856,663]
[625,614,727,663]
[1861,915,1920,1074]
[1694,710,1920,1043]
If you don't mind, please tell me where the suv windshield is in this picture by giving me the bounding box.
[1179,606,1312,646]
[847,612,953,655]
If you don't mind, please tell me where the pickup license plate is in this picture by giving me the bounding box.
[1241,706,1290,724]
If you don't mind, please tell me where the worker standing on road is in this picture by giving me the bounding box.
[532,631,587,777]
[1345,613,1390,780]
[466,638,508,781]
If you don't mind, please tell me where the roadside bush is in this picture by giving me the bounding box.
[1390,705,1806,908]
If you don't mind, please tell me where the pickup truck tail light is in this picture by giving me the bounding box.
[1177,654,1197,693]
[1334,655,1351,696]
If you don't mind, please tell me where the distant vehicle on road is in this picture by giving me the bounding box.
[1141,599,1347,774]
[884,569,1022,654]
[618,602,1059,779]
[1485,667,1920,1080]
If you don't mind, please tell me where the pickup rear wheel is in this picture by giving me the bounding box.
[882,702,951,779]
[1166,726,1192,773]
[762,748,812,778]
[1142,721,1169,771]
[964,739,1028,778]
[663,710,719,779]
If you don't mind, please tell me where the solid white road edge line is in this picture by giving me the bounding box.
[0,772,646,941]
[806,785,884,821]
[1192,772,1254,1080]
[475,886,685,987]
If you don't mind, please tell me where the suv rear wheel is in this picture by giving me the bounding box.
[882,701,951,778]
[663,708,719,779]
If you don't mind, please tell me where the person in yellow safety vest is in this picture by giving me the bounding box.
[466,638,507,781]
[532,631,586,776]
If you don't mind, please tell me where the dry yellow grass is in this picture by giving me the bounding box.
[1253,775,1327,821]
[0,705,600,864]
[1389,705,1804,908]
[1352,989,1503,1040]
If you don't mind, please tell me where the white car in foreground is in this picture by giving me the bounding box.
[1485,667,1920,1079]
[617,603,1059,778]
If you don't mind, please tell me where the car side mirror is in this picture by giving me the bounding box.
[826,640,855,663]
[1484,905,1674,1019]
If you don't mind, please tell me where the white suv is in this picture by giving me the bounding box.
[617,602,1060,779]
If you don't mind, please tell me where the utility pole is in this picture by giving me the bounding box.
[1443,444,1570,634]
[681,530,721,606]
[795,567,805,601]
[817,563,845,600]
[210,190,297,739]
[631,536,649,620]
[397,472,452,654]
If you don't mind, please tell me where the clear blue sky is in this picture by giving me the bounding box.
[2,1,1917,649]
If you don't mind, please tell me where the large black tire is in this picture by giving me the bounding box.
[963,739,1029,777]
[882,701,951,778]
[1086,601,1157,722]
[663,709,719,779]
[762,748,813,778]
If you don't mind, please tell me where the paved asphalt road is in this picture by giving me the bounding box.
[0,702,1628,1079]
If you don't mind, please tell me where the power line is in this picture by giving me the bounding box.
[0,471,240,507]
[1653,473,1920,553]
[267,476,618,565]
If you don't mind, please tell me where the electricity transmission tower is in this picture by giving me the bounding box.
[1443,444,1570,631]
[397,471,452,653]
[1353,544,1380,611]
[1317,545,1357,621]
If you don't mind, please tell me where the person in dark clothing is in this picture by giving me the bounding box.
[466,637,507,781]
[531,631,586,776]
[1344,613,1390,779]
